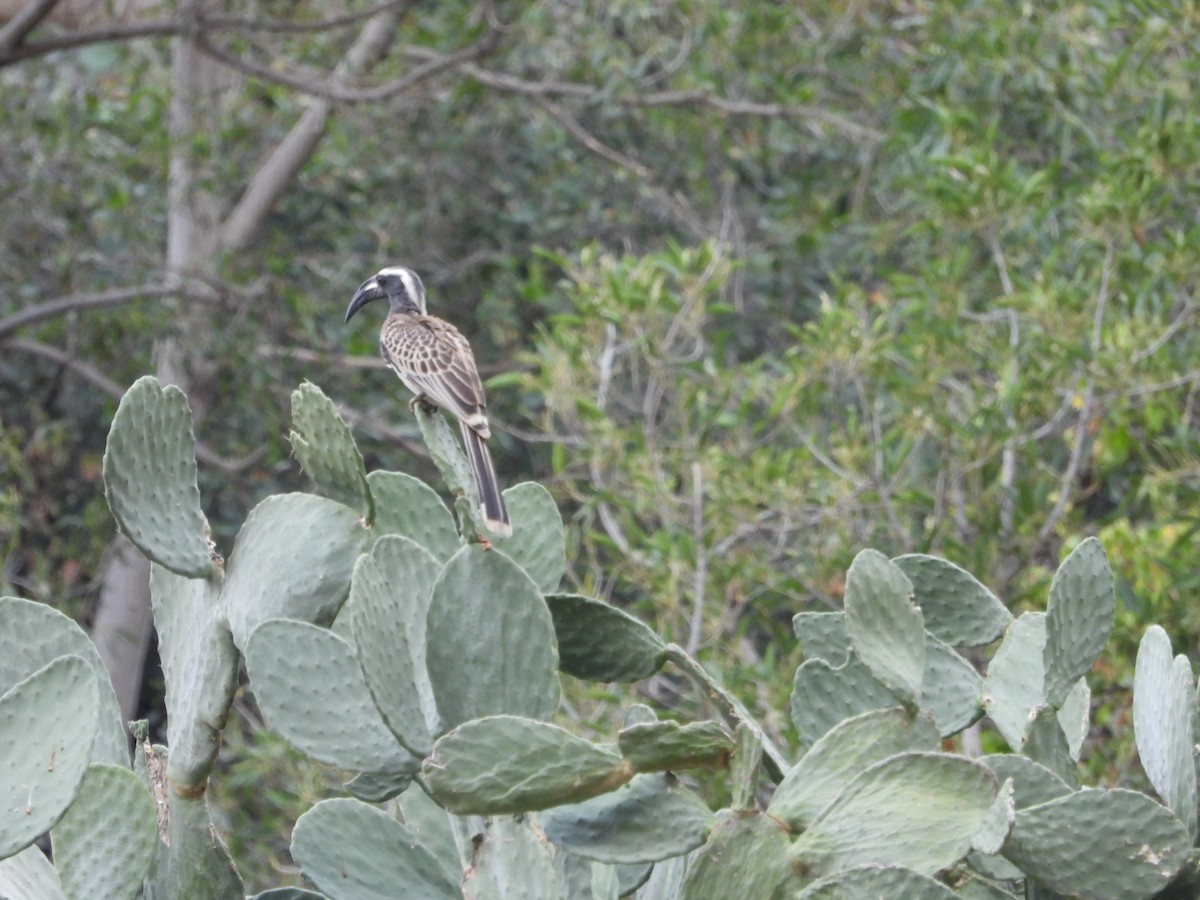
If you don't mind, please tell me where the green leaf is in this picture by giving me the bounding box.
[844,549,924,707]
[424,715,630,814]
[244,618,418,775]
[1002,789,1190,898]
[292,798,459,900]
[51,764,156,900]
[893,554,1012,646]
[617,720,732,772]
[792,611,851,665]
[546,594,667,683]
[0,656,98,859]
[1042,537,1114,707]
[290,382,373,521]
[790,753,997,877]
[102,376,214,578]
[425,546,560,730]
[770,707,939,830]
[540,773,713,866]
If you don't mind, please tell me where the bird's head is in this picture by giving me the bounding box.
[345,266,427,322]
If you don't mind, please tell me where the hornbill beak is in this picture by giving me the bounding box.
[345,276,384,322]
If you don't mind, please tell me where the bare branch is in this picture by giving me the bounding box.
[0,0,59,56]
[1037,239,1116,544]
[200,1,410,35]
[686,461,707,657]
[217,5,409,251]
[0,282,214,340]
[1131,292,1196,364]
[195,23,501,103]
[0,19,181,65]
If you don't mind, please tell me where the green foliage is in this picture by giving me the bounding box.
[6,375,1199,899]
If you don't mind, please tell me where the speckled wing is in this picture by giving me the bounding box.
[379,314,491,437]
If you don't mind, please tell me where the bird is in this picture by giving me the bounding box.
[345,266,511,537]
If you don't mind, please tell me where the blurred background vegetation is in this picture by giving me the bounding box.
[2,0,1199,889]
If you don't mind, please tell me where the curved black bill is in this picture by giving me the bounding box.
[345,277,384,322]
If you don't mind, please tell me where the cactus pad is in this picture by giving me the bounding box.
[545,594,667,682]
[0,656,98,859]
[425,546,560,730]
[1042,537,1114,707]
[0,845,65,899]
[102,376,215,578]
[424,715,630,814]
[244,618,418,775]
[539,773,714,865]
[367,471,460,561]
[291,798,459,900]
[791,654,897,748]
[461,816,559,900]
[51,763,156,900]
[617,720,732,772]
[796,865,960,899]
[679,810,792,900]
[222,493,368,649]
[489,482,566,592]
[289,382,374,521]
[843,549,924,707]
[893,554,1012,647]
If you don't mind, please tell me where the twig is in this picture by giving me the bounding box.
[1036,239,1115,544]
[0,0,58,56]
[0,282,219,340]
[686,461,707,657]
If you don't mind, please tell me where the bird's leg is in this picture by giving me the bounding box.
[409,394,439,415]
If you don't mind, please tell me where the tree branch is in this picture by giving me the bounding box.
[0,282,214,340]
[216,5,410,251]
[0,0,59,57]
[195,23,501,103]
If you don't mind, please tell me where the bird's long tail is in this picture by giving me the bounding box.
[461,422,511,537]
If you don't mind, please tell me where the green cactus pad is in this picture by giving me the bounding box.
[102,376,215,579]
[396,783,460,874]
[539,773,714,865]
[1020,705,1078,788]
[222,493,368,649]
[678,810,792,900]
[1003,788,1189,898]
[366,471,461,560]
[844,549,924,708]
[413,403,480,526]
[489,482,566,592]
[0,656,98,859]
[51,763,156,900]
[244,618,419,775]
[769,707,939,830]
[617,720,732,772]
[731,724,762,811]
[0,845,65,899]
[424,715,630,814]
[143,790,243,900]
[893,554,1012,647]
[790,654,897,748]
[0,597,126,767]
[1056,676,1090,761]
[545,594,667,683]
[349,552,433,756]
[150,566,239,787]
[425,546,560,730]
[983,612,1050,751]
[289,382,374,521]
[972,778,1015,856]
[790,752,997,877]
[248,890,329,899]
[1134,625,1198,842]
[1042,537,1114,707]
[792,611,850,665]
[343,770,414,804]
[920,633,983,737]
[292,798,459,900]
[796,864,960,899]
[462,816,559,900]
[952,879,1021,900]
[555,850,621,900]
[979,755,1073,809]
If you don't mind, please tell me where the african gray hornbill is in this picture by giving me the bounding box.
[346,266,511,537]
